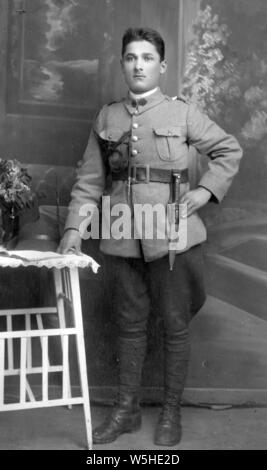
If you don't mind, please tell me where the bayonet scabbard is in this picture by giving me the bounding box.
[169,171,181,271]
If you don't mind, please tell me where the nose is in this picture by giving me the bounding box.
[134,58,143,71]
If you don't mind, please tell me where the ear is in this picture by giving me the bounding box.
[160,60,167,75]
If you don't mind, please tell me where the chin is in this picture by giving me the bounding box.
[130,84,149,94]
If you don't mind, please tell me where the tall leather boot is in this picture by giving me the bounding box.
[154,329,190,446]
[93,335,146,444]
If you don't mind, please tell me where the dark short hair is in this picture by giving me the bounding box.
[121,27,165,61]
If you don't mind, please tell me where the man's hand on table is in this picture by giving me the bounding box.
[57,229,82,254]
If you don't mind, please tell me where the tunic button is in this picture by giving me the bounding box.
[108,135,112,140]
[132,135,138,142]
[132,149,138,156]
[134,109,139,115]
[168,131,172,136]
[132,123,139,129]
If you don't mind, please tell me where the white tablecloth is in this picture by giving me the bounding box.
[0,249,100,272]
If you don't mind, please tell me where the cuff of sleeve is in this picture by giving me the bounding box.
[64,227,79,234]
[64,211,87,232]
[64,209,94,239]
[197,185,218,204]
[198,173,227,203]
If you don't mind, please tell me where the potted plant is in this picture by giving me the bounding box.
[0,158,34,245]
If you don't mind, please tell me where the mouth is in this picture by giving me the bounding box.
[133,75,146,78]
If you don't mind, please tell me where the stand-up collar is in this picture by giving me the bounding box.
[129,86,159,100]
[124,88,166,115]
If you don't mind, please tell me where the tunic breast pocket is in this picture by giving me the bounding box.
[153,126,186,161]
[98,128,129,172]
[98,128,125,143]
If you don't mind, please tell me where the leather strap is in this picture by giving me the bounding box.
[112,165,188,184]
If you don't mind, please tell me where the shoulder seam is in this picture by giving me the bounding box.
[107,100,118,106]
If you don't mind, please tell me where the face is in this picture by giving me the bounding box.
[121,40,167,94]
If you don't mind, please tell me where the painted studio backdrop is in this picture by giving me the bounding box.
[0,0,267,404]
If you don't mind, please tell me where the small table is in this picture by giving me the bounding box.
[0,250,100,449]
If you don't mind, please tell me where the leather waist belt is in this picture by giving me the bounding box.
[112,165,188,184]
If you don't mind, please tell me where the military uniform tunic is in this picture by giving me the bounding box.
[65,88,242,261]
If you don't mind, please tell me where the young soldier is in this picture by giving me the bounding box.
[59,28,242,446]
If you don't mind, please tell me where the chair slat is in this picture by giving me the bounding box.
[20,338,27,404]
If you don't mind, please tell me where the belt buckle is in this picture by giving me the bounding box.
[132,164,150,183]
[172,170,181,180]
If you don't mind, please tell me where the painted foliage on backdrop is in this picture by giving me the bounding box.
[182,0,267,205]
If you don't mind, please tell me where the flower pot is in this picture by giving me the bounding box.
[0,209,19,246]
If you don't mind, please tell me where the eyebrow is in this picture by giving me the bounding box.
[124,52,155,58]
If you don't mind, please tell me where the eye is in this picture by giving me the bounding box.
[125,55,134,62]
[144,56,154,62]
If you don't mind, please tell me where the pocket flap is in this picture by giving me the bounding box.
[153,126,183,137]
[99,128,124,141]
